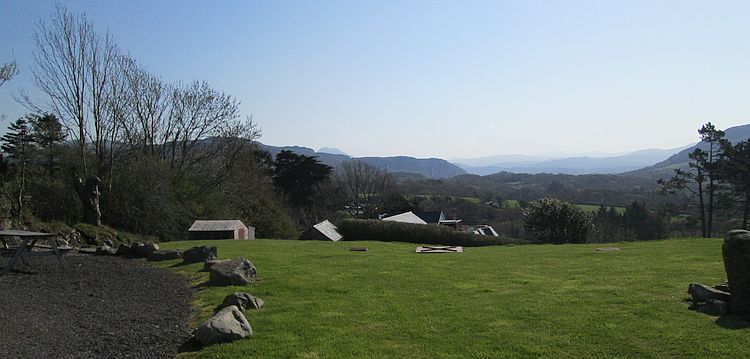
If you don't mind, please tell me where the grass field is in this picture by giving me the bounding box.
[158,238,749,358]
[576,203,626,214]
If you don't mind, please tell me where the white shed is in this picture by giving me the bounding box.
[188,220,255,240]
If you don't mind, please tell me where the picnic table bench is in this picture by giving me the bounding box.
[0,230,70,271]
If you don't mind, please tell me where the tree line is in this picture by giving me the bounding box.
[658,122,750,237]
[0,6,407,240]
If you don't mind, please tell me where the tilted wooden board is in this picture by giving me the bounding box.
[415,246,464,254]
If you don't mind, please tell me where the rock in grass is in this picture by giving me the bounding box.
[147,249,182,261]
[135,242,159,258]
[209,258,256,286]
[723,230,750,316]
[195,305,252,345]
[115,243,131,256]
[95,245,117,255]
[688,283,730,303]
[204,259,230,272]
[182,246,217,264]
[714,282,730,293]
[219,292,264,311]
[130,242,145,257]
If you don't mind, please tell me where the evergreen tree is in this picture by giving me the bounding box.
[659,122,726,237]
[1,116,36,217]
[719,139,750,229]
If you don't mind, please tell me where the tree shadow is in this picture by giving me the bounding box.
[177,337,203,353]
[169,261,192,268]
[715,316,750,329]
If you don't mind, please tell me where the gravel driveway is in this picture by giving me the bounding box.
[0,254,192,359]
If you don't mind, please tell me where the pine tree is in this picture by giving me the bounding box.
[1,116,36,217]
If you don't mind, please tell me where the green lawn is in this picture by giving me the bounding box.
[157,238,749,358]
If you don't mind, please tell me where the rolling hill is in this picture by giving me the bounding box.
[627,123,750,179]
[455,146,689,176]
[259,143,467,179]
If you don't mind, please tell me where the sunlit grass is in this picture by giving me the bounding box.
[158,238,748,358]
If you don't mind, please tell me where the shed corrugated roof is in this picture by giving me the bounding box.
[188,220,250,231]
[312,220,343,241]
[414,211,445,224]
[381,211,427,225]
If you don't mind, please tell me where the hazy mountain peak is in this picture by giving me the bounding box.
[318,147,351,157]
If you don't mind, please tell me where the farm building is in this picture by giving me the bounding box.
[188,220,255,240]
[299,220,343,241]
[381,211,428,225]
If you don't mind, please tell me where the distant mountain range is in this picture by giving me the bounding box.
[454,146,692,176]
[259,143,466,179]
[258,123,750,180]
[318,147,350,157]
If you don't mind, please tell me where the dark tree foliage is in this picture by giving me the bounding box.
[718,139,750,229]
[623,201,668,241]
[32,113,67,175]
[523,198,592,244]
[1,116,36,218]
[1,117,35,160]
[272,150,333,206]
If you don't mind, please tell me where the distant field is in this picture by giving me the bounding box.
[159,238,748,358]
[576,204,626,214]
[409,194,482,203]
[502,199,520,208]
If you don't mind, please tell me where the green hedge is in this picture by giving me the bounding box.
[338,219,528,247]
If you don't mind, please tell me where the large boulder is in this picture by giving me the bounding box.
[204,259,230,272]
[182,246,217,264]
[135,242,160,258]
[723,230,750,316]
[116,243,132,256]
[209,258,257,286]
[95,245,117,255]
[195,305,252,346]
[130,242,146,258]
[147,249,182,262]
[688,283,730,303]
[219,292,264,311]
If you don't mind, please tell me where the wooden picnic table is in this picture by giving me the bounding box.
[0,230,70,271]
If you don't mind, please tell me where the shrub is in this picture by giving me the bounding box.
[338,219,527,247]
[523,198,592,244]
[73,223,156,246]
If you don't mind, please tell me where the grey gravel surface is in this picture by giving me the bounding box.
[0,255,192,359]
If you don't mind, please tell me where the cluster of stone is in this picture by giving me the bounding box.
[688,229,750,317]
[84,242,264,346]
[174,245,263,347]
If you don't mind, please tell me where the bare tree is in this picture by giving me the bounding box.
[28,5,120,225]
[336,160,395,218]
[167,80,241,176]
[0,60,19,88]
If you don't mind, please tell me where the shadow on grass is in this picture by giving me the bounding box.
[716,316,750,329]
[177,338,203,353]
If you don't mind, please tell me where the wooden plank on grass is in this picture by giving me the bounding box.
[415,246,463,254]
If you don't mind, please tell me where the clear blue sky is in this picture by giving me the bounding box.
[1,0,749,159]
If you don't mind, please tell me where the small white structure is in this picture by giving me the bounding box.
[381,211,427,225]
[473,225,499,237]
[299,220,343,241]
[188,220,255,240]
